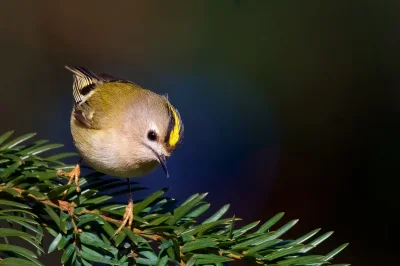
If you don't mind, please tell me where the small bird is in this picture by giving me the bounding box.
[57,66,183,235]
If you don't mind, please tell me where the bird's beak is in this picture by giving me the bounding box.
[157,154,169,178]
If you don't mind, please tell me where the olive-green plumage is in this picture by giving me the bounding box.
[66,66,183,178]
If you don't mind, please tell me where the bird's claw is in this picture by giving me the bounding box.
[57,163,81,198]
[113,200,134,237]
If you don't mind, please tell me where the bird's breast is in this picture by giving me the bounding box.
[71,118,159,178]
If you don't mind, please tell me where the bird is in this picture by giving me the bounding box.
[57,66,183,235]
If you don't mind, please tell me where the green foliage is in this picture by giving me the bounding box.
[0,131,349,266]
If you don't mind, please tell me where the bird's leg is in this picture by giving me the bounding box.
[57,158,83,197]
[113,178,134,237]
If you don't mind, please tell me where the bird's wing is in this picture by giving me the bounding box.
[65,66,104,105]
[65,66,136,129]
[65,66,107,128]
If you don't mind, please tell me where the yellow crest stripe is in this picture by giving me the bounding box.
[168,104,181,147]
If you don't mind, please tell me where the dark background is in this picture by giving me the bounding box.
[1,1,398,265]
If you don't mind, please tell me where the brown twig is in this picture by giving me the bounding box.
[0,186,163,241]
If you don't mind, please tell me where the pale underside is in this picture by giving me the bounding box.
[71,118,159,178]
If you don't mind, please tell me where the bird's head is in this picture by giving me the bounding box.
[121,91,183,178]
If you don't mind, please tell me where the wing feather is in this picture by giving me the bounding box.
[65,65,103,105]
[65,66,134,129]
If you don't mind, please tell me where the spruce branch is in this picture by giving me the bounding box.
[0,131,349,266]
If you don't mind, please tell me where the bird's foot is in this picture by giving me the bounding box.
[113,200,134,237]
[57,163,81,197]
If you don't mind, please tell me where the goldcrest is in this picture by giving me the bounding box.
[58,66,183,235]
[66,66,183,178]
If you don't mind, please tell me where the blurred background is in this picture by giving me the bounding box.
[0,1,398,265]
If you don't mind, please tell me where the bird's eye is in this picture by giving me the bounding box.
[147,130,157,141]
